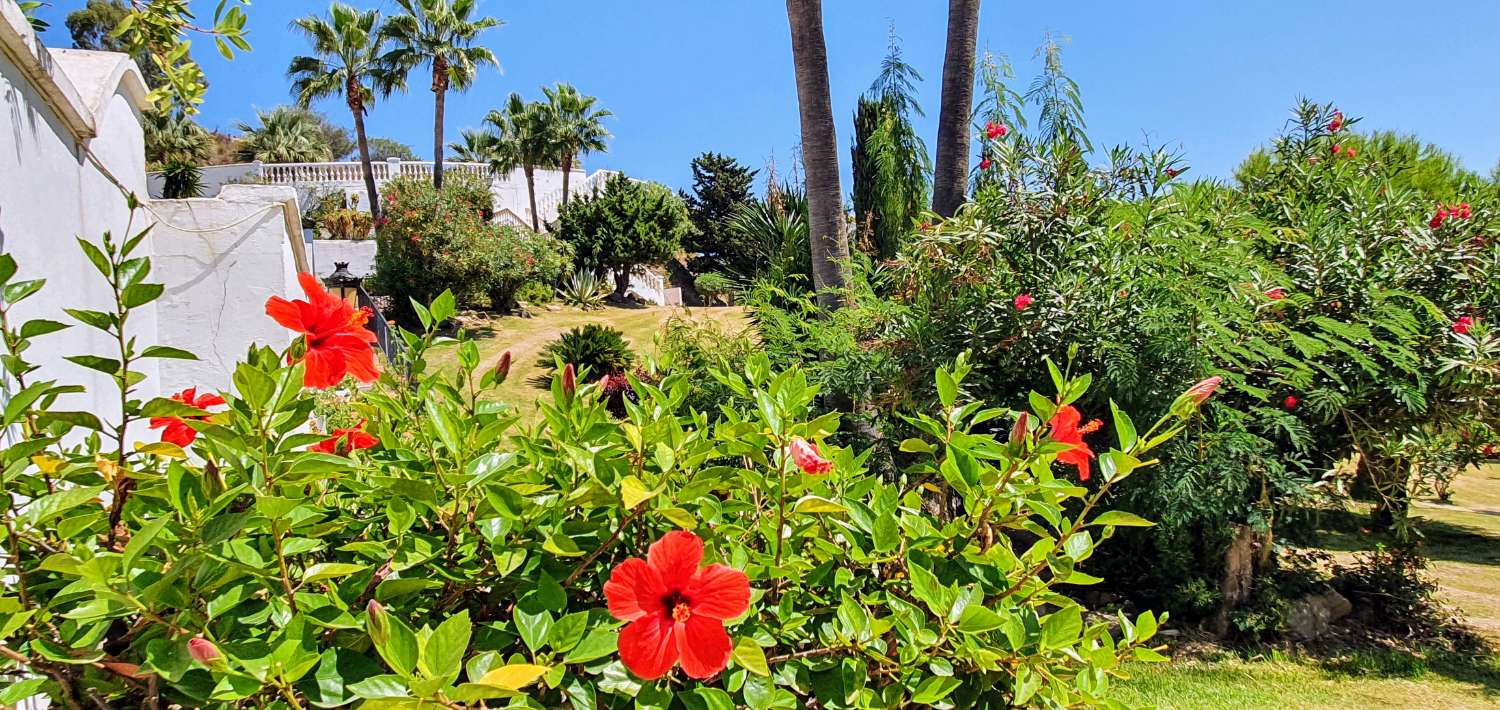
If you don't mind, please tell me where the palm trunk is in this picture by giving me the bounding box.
[524,164,539,231]
[931,0,980,218]
[351,102,380,222]
[561,152,573,206]
[785,0,850,310]
[432,62,448,190]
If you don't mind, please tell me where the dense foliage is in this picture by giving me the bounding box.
[680,152,759,274]
[555,174,691,299]
[372,175,571,321]
[0,229,1206,707]
[851,31,930,261]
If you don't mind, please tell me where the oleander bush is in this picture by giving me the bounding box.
[0,230,1207,707]
[373,176,570,322]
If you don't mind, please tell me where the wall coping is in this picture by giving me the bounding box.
[0,0,150,142]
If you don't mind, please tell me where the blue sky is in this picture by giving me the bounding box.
[36,1,1500,192]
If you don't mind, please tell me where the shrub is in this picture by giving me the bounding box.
[1333,546,1445,637]
[555,173,690,299]
[158,159,202,199]
[372,176,568,321]
[536,323,635,378]
[693,271,734,305]
[514,280,554,306]
[317,194,375,240]
[556,268,611,309]
[0,234,1191,708]
[652,315,758,412]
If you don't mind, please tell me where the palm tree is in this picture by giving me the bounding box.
[784,0,850,310]
[235,107,335,164]
[931,0,980,218]
[288,3,405,220]
[448,127,500,162]
[382,0,501,189]
[486,94,555,231]
[542,83,612,206]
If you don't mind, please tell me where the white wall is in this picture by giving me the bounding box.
[0,4,160,421]
[310,239,377,278]
[149,185,307,394]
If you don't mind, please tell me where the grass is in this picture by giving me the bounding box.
[1115,466,1500,709]
[430,303,747,421]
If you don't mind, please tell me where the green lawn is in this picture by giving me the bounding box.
[1116,466,1500,709]
[431,303,747,421]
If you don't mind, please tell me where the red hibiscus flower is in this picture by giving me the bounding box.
[789,437,833,475]
[1014,293,1035,310]
[266,273,379,389]
[1048,405,1101,481]
[1265,287,1286,300]
[980,157,993,170]
[148,387,224,447]
[1283,395,1299,410]
[985,121,1008,139]
[605,531,751,680]
[310,419,379,455]
[1329,111,1344,132]
[1453,315,1475,335]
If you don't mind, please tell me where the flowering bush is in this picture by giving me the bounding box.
[0,235,1205,707]
[373,176,571,322]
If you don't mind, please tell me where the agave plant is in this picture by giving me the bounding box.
[556,268,611,310]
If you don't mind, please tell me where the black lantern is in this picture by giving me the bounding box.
[323,262,363,310]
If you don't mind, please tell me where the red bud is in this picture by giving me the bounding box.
[1010,411,1030,444]
[494,351,512,383]
[188,637,220,665]
[562,363,577,398]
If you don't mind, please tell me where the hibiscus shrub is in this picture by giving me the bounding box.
[0,234,1214,707]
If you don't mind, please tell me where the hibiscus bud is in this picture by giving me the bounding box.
[494,351,512,384]
[1171,376,1222,418]
[788,437,833,475]
[1010,411,1030,444]
[562,363,577,399]
[188,637,221,667]
[366,600,390,647]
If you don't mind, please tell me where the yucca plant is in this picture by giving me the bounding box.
[556,268,611,309]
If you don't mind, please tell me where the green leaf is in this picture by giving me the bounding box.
[563,628,616,664]
[935,368,957,408]
[1090,510,1155,528]
[682,687,736,710]
[792,495,846,514]
[620,475,658,509]
[18,319,68,338]
[121,282,165,308]
[371,613,419,678]
[20,486,106,526]
[302,563,367,584]
[64,354,120,375]
[140,345,198,360]
[121,516,171,572]
[732,637,770,676]
[911,675,961,704]
[424,610,472,680]
[956,604,1004,634]
[1040,606,1082,650]
[1110,399,1137,451]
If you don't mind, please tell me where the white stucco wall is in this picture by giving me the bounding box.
[0,3,161,422]
[149,185,307,394]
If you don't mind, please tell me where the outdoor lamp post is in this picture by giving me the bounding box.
[323,262,363,310]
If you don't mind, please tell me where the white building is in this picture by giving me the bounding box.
[149,158,618,233]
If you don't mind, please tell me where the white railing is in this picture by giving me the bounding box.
[533,169,617,226]
[630,270,667,305]
[258,160,493,185]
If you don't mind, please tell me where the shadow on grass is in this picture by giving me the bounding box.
[1299,505,1500,567]
[1318,646,1500,698]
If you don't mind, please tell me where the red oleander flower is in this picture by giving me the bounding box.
[1331,144,1342,155]
[1483,444,1496,457]
[310,419,379,455]
[1329,111,1344,132]
[1048,405,1100,481]
[1165,168,1180,178]
[985,121,1008,139]
[1453,315,1475,335]
[188,637,221,665]
[1345,147,1357,159]
[149,387,225,447]
[1265,287,1286,300]
[789,437,833,475]
[1431,207,1450,229]
[1014,293,1034,310]
[266,273,379,389]
[980,157,993,170]
[605,531,751,680]
[1283,395,1299,410]
[1458,203,1472,219]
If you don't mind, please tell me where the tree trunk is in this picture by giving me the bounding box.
[613,268,631,300]
[432,61,448,190]
[561,152,573,206]
[785,0,850,310]
[524,165,539,232]
[350,100,380,222]
[931,0,980,218]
